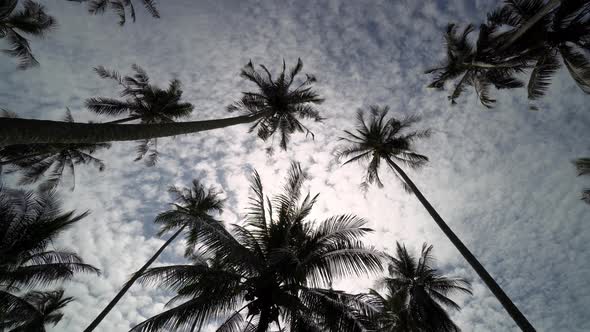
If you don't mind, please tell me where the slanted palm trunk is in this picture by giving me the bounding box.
[501,0,561,51]
[255,309,272,332]
[0,112,268,145]
[84,226,186,332]
[385,157,536,332]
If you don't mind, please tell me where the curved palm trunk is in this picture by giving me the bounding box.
[500,0,561,51]
[385,158,536,332]
[0,112,267,145]
[84,226,186,332]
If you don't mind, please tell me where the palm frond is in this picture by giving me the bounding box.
[528,50,561,99]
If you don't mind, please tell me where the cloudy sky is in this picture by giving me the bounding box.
[1,0,589,331]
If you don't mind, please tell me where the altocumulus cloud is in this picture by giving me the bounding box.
[0,0,588,331]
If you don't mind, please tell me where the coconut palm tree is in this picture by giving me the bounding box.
[130,163,383,332]
[0,289,73,331]
[83,180,225,332]
[66,0,159,25]
[86,65,193,164]
[0,187,99,291]
[0,59,324,149]
[486,0,590,100]
[336,106,536,332]
[0,0,56,69]
[0,109,110,190]
[366,243,472,332]
[575,158,590,204]
[426,23,530,108]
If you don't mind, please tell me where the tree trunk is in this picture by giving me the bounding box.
[255,308,271,332]
[105,116,142,124]
[385,158,536,332]
[500,0,561,51]
[0,112,268,145]
[83,226,186,332]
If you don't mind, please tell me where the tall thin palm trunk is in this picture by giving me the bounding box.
[385,157,536,332]
[500,0,561,51]
[84,226,186,332]
[255,309,271,332]
[0,112,268,145]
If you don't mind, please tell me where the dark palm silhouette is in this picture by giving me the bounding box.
[426,23,529,108]
[575,158,590,204]
[0,187,99,291]
[0,59,324,150]
[0,289,73,331]
[67,0,159,25]
[0,109,110,190]
[367,243,472,332]
[83,180,225,332]
[228,58,324,151]
[336,106,536,332]
[0,0,56,69]
[86,65,193,164]
[130,163,382,332]
[486,0,590,100]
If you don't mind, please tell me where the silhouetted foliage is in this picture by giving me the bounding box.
[0,109,110,191]
[228,59,324,151]
[575,157,590,204]
[86,64,193,165]
[336,105,431,191]
[0,187,99,290]
[67,0,159,25]
[131,163,382,332]
[365,243,472,332]
[0,0,56,69]
[426,23,529,107]
[0,289,73,331]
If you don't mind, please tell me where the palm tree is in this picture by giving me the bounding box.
[66,0,159,25]
[130,163,383,332]
[426,23,530,108]
[575,158,590,204]
[336,106,536,332]
[0,187,99,291]
[86,65,193,164]
[83,180,225,332]
[486,0,590,100]
[0,0,56,69]
[0,289,73,331]
[0,59,324,149]
[367,243,472,332]
[0,109,110,190]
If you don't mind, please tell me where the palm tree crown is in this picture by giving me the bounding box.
[69,0,160,25]
[1,289,74,331]
[131,163,383,332]
[369,243,472,332]
[575,157,590,204]
[86,64,193,164]
[426,23,529,107]
[228,59,324,151]
[336,105,430,190]
[486,0,590,100]
[0,0,56,69]
[0,110,111,191]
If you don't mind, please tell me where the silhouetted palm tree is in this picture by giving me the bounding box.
[0,289,73,331]
[67,0,159,25]
[426,23,529,107]
[83,180,225,332]
[0,187,99,291]
[86,65,193,164]
[575,158,590,204]
[367,243,472,332]
[487,0,590,100]
[0,110,110,190]
[130,163,382,332]
[336,106,536,332]
[0,59,324,150]
[0,0,56,69]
